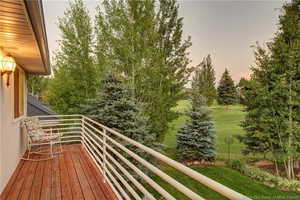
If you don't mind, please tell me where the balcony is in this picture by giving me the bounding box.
[1,144,117,200]
[1,115,251,200]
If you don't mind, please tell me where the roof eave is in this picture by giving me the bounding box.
[23,0,51,75]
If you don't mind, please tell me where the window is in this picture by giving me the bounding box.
[14,67,25,118]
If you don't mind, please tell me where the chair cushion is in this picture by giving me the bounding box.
[32,134,60,143]
[22,117,40,131]
[22,117,62,143]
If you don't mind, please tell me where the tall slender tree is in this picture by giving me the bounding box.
[27,74,49,98]
[239,0,300,179]
[217,68,237,105]
[192,55,216,106]
[94,0,192,141]
[46,0,97,114]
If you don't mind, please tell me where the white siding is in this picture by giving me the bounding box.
[0,49,27,192]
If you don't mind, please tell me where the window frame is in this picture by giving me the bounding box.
[13,66,26,120]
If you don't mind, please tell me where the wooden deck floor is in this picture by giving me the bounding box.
[1,144,117,200]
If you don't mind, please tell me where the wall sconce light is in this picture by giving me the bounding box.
[1,54,16,86]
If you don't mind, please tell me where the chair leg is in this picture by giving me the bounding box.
[60,138,63,153]
[50,141,53,158]
[27,143,31,159]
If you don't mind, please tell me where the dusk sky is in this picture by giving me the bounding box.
[43,0,286,82]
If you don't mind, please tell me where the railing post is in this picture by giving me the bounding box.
[103,128,107,183]
[81,116,85,146]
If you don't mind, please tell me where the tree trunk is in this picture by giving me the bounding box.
[274,159,279,176]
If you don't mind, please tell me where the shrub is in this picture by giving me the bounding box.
[243,166,300,191]
[226,160,300,191]
[225,159,245,171]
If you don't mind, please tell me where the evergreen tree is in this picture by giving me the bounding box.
[239,0,300,178]
[192,55,216,106]
[237,77,250,105]
[95,0,192,142]
[217,68,237,105]
[82,74,157,169]
[46,0,97,114]
[177,83,216,161]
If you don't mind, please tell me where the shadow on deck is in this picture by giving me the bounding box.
[1,144,117,200]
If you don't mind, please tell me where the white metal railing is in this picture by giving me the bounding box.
[36,115,251,200]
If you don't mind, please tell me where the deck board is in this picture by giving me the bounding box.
[1,144,117,200]
[40,159,52,200]
[8,158,31,200]
[18,160,38,200]
[51,154,61,200]
[30,156,44,200]
[78,147,108,200]
[80,146,117,200]
[59,148,72,200]
[64,146,85,200]
[0,160,24,200]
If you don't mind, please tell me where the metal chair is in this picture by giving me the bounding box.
[21,117,63,161]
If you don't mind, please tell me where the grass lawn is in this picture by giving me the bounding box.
[211,104,246,157]
[158,101,300,199]
[149,167,300,200]
[163,100,246,158]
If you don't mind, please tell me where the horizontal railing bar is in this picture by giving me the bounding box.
[83,124,103,137]
[84,127,156,200]
[83,116,250,200]
[36,114,82,118]
[60,132,82,135]
[106,135,205,200]
[105,172,123,200]
[83,120,104,136]
[40,119,81,123]
[106,160,142,200]
[83,141,104,173]
[40,123,81,127]
[61,139,81,143]
[83,132,104,152]
[104,140,175,200]
[83,126,104,145]
[83,134,104,160]
[105,150,156,200]
[61,135,82,139]
[41,127,82,131]
[105,164,133,200]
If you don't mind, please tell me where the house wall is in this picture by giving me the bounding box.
[0,49,27,193]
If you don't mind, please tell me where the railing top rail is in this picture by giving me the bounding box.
[82,115,251,200]
[36,114,82,118]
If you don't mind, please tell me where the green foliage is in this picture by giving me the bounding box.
[82,74,157,163]
[237,79,271,155]
[237,77,251,105]
[192,54,217,106]
[163,101,246,159]
[147,166,300,199]
[94,0,192,142]
[46,0,97,114]
[225,159,245,171]
[176,83,216,160]
[243,166,300,191]
[217,68,237,105]
[239,0,300,179]
[27,74,49,97]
